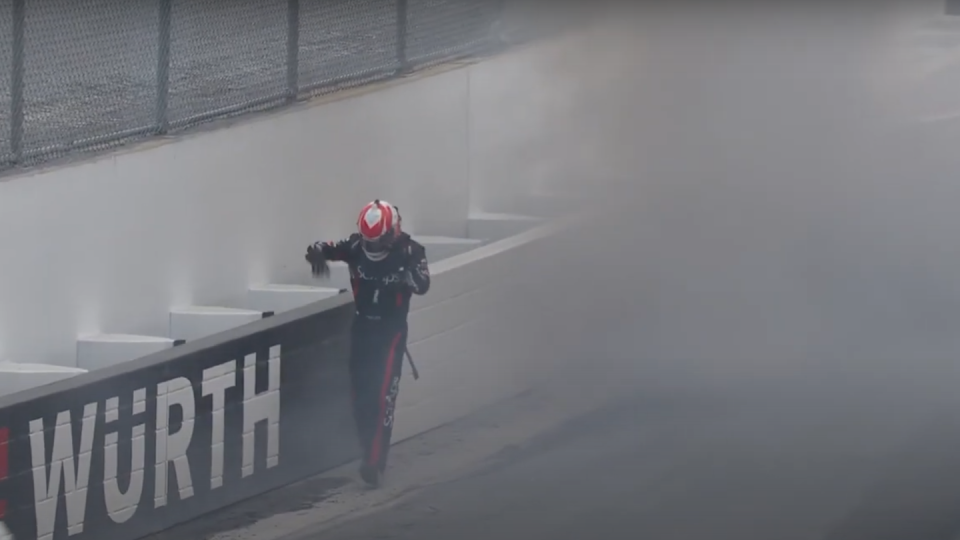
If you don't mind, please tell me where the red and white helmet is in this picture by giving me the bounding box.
[357,199,400,259]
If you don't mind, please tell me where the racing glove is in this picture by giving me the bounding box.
[402,269,417,289]
[305,242,330,278]
[402,242,430,295]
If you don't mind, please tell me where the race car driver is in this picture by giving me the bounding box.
[304,199,430,488]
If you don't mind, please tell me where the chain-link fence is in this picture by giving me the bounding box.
[0,0,522,171]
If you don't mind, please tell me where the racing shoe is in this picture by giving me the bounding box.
[359,463,382,489]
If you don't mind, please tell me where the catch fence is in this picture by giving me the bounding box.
[0,0,514,170]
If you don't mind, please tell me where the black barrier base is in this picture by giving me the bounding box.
[0,294,359,540]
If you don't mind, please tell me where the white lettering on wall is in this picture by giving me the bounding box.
[103,389,147,523]
[202,360,236,489]
[154,377,195,508]
[0,521,14,540]
[23,343,283,538]
[29,402,97,540]
[242,346,281,477]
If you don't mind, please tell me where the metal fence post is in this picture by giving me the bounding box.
[286,0,300,102]
[10,0,26,162]
[156,0,172,134]
[396,0,409,74]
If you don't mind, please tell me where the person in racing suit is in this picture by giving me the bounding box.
[304,199,430,488]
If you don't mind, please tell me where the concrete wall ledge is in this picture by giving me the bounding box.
[247,284,342,314]
[0,362,87,396]
[76,333,180,371]
[169,306,269,342]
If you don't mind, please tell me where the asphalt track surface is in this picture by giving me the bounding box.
[296,365,960,540]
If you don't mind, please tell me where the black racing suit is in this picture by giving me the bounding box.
[317,232,430,473]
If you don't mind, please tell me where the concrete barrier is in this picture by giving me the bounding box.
[0,203,585,540]
[0,199,566,396]
[0,30,593,368]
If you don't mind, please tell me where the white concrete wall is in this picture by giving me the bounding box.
[395,215,582,443]
[0,31,600,368]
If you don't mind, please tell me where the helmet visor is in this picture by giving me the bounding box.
[362,237,389,254]
[361,229,395,255]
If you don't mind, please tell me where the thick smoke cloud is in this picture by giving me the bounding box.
[235,4,960,538]
[303,3,960,538]
[501,2,960,406]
